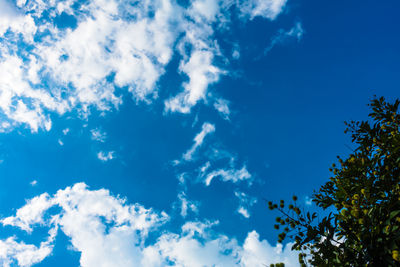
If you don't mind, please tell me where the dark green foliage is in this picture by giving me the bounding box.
[268,97,400,266]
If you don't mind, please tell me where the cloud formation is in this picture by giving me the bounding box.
[214,98,231,120]
[204,165,252,186]
[0,183,299,267]
[235,191,257,218]
[182,122,216,161]
[0,0,288,132]
[239,0,288,20]
[176,192,199,218]
[1,183,167,267]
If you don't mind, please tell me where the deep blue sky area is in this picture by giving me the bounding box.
[0,0,398,266]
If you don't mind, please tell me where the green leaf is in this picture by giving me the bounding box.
[390,210,400,220]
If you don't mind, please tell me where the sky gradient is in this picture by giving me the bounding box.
[0,0,399,266]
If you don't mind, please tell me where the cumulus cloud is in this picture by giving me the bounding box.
[0,0,289,132]
[152,222,299,266]
[0,0,177,131]
[0,183,299,266]
[165,50,222,113]
[0,0,36,39]
[1,183,167,267]
[182,122,215,161]
[151,221,240,266]
[164,0,225,114]
[240,231,298,266]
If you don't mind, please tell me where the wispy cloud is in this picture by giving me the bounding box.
[214,98,231,120]
[204,165,252,186]
[235,191,257,219]
[176,192,199,218]
[182,122,215,161]
[263,21,304,56]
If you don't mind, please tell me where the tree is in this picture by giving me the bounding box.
[268,97,400,266]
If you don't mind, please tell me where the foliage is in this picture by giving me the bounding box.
[268,97,400,266]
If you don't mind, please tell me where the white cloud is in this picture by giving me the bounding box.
[2,193,53,232]
[165,50,222,113]
[0,183,299,267]
[0,54,64,132]
[1,183,167,267]
[235,191,257,219]
[152,221,240,267]
[30,180,37,186]
[151,222,300,267]
[164,0,226,114]
[238,207,251,218]
[240,231,299,266]
[190,0,220,22]
[177,192,199,218]
[0,0,36,40]
[213,98,231,120]
[0,0,290,131]
[239,0,288,20]
[182,122,215,161]
[0,230,56,267]
[204,165,251,186]
[97,151,114,162]
[198,161,211,177]
[0,0,176,131]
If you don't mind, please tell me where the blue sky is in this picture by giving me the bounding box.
[0,0,399,266]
